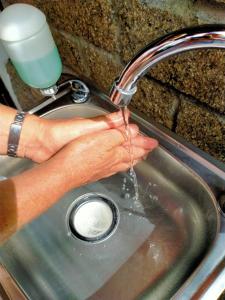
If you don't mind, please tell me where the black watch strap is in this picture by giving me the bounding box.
[7,111,27,157]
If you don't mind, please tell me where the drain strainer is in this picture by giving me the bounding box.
[67,194,118,242]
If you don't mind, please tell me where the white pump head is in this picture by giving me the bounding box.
[0,4,46,42]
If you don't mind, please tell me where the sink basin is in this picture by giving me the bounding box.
[0,94,221,299]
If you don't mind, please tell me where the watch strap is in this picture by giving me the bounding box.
[7,111,27,157]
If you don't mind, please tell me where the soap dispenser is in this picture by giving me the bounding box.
[0,3,62,95]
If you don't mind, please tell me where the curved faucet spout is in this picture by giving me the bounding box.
[110,24,225,106]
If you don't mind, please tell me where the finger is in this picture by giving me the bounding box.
[81,110,131,131]
[117,124,139,137]
[99,158,143,180]
[130,146,150,161]
[88,124,139,150]
[92,109,130,128]
[123,146,150,163]
[118,159,142,170]
[112,158,142,174]
[60,111,131,142]
[123,135,158,150]
[113,145,149,164]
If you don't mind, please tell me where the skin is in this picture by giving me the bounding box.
[0,104,158,244]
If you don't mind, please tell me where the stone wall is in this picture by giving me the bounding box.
[3,0,225,162]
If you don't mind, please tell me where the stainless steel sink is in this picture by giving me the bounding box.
[0,88,224,300]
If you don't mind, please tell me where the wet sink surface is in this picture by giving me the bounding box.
[0,104,219,300]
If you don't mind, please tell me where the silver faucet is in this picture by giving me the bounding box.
[110,24,225,107]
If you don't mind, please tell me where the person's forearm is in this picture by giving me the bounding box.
[0,104,42,158]
[0,104,17,155]
[0,158,74,244]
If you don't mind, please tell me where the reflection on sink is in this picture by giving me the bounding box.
[0,104,219,300]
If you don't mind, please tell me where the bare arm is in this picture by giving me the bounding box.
[0,104,41,158]
[0,161,69,243]
[0,104,131,162]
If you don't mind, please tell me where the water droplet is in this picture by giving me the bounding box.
[134,201,141,208]
[125,193,130,200]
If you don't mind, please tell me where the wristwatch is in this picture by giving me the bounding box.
[7,111,27,157]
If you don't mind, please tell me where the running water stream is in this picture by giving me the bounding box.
[120,107,139,201]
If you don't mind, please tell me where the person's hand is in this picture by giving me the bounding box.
[0,123,158,239]
[19,110,129,163]
[46,124,158,189]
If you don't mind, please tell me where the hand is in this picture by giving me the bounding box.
[19,110,129,163]
[48,124,158,189]
[0,123,158,239]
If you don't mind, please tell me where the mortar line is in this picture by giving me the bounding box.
[146,74,225,119]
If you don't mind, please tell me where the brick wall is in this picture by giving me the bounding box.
[3,0,225,162]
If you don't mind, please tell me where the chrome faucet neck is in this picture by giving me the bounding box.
[110,24,225,106]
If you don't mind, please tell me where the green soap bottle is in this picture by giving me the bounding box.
[0,4,62,89]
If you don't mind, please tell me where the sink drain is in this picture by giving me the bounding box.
[67,194,119,242]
